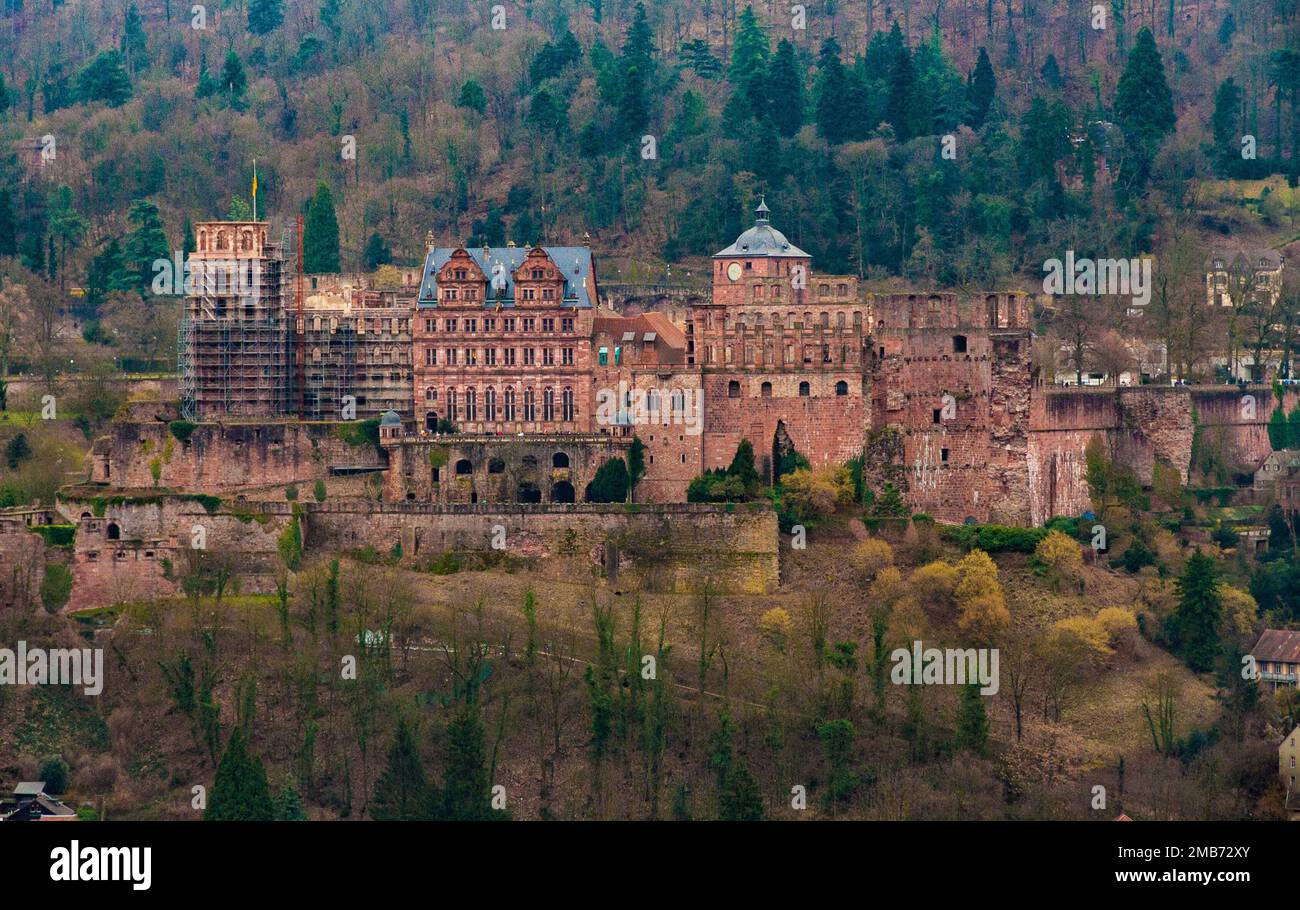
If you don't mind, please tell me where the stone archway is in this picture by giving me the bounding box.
[772,420,796,484]
[551,481,575,503]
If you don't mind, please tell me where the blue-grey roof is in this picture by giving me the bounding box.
[379,409,402,426]
[714,203,810,259]
[418,246,597,308]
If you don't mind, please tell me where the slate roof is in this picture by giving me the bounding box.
[1205,249,1284,270]
[714,200,810,259]
[417,246,597,309]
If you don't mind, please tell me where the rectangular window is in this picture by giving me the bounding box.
[445,318,456,333]
[542,317,554,333]
[523,317,535,332]
[424,348,435,366]
[524,348,535,365]
[466,348,477,366]
[562,347,573,365]
[543,348,554,366]
[486,348,497,366]
[447,349,457,366]
[505,348,516,365]
[598,347,608,366]
[562,317,574,333]
[466,318,477,334]
[505,317,516,332]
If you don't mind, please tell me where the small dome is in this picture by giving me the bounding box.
[380,410,402,426]
[713,198,810,259]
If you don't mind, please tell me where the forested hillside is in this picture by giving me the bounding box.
[0,0,1296,299]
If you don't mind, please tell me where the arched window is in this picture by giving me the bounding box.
[835,380,849,396]
[671,390,685,415]
[761,381,772,398]
[485,387,497,421]
[523,388,536,422]
[543,387,555,422]
[553,451,570,468]
[455,459,473,475]
[562,387,574,422]
[504,387,516,421]
[447,388,458,420]
[106,522,121,540]
[425,387,436,402]
[465,388,477,421]
[799,381,810,397]
[488,458,505,474]
[728,380,741,398]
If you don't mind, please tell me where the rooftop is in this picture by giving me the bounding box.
[417,246,597,309]
[714,198,810,260]
[1253,628,1300,663]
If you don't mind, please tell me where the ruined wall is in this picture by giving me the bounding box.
[0,519,45,610]
[1026,386,1300,525]
[301,501,779,594]
[702,371,867,479]
[56,495,289,609]
[97,421,385,492]
[869,293,1033,524]
[383,435,631,505]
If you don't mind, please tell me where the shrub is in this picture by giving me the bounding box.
[40,563,74,614]
[277,516,302,570]
[32,524,75,547]
[429,552,461,575]
[909,561,959,610]
[780,466,853,524]
[168,420,197,443]
[851,538,895,579]
[954,550,1009,640]
[1053,616,1114,661]
[1034,529,1083,588]
[334,419,381,448]
[585,457,629,503]
[942,523,1047,553]
[313,479,327,502]
[285,484,298,501]
[39,757,69,795]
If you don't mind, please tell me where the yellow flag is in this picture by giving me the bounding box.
[252,171,258,200]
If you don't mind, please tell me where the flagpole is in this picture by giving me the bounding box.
[252,158,258,221]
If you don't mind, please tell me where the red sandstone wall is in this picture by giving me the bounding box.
[105,422,383,492]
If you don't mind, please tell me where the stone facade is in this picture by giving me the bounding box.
[382,434,631,505]
[0,519,45,610]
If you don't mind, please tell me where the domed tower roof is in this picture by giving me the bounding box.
[379,409,402,426]
[713,197,810,259]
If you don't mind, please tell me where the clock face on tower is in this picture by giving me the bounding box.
[726,262,742,282]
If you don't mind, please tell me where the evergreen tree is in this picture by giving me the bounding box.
[0,189,17,256]
[814,38,850,144]
[273,775,308,820]
[195,48,218,100]
[125,199,169,294]
[248,0,285,36]
[220,51,248,110]
[965,47,996,128]
[718,760,764,820]
[205,727,274,820]
[729,5,770,122]
[727,438,759,490]
[121,4,149,73]
[527,89,568,136]
[956,683,989,755]
[1269,406,1288,451]
[76,51,133,107]
[626,436,646,493]
[303,182,341,273]
[1167,549,1223,673]
[586,457,630,502]
[370,717,430,820]
[457,80,487,114]
[441,707,497,821]
[616,64,649,142]
[1114,27,1176,191]
[1040,53,1063,90]
[1211,77,1243,168]
[182,217,196,256]
[767,39,805,137]
[1217,10,1236,46]
[362,232,391,271]
[886,34,915,141]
